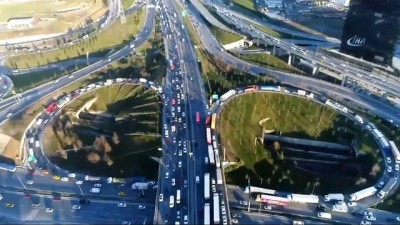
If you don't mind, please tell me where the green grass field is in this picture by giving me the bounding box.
[211,26,243,45]
[5,8,146,69]
[220,93,381,194]
[122,0,136,9]
[43,84,161,178]
[232,0,256,12]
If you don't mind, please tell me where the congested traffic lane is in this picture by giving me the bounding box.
[0,187,154,224]
[0,5,156,125]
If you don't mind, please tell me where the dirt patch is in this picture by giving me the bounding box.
[0,132,11,155]
[1,137,21,164]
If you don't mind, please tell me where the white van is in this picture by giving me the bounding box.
[90,188,100,193]
[196,176,200,184]
[176,190,181,204]
[317,212,331,219]
[169,195,175,208]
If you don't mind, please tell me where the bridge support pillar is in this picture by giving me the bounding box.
[288,54,292,66]
[381,92,388,100]
[272,45,276,55]
[312,65,319,75]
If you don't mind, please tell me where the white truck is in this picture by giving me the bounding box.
[317,212,331,219]
[139,78,147,84]
[130,43,135,49]
[216,168,223,185]
[36,119,43,126]
[349,186,377,201]
[204,203,211,225]
[107,177,126,184]
[132,182,149,190]
[219,89,236,102]
[297,89,306,96]
[85,175,101,181]
[377,178,397,198]
[204,173,210,200]
[213,193,220,224]
[324,193,344,202]
[287,194,319,204]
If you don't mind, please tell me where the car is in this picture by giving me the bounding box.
[53,175,61,180]
[164,124,167,130]
[178,150,182,156]
[122,222,131,225]
[232,218,238,224]
[184,180,187,188]
[221,206,226,214]
[183,146,187,153]
[212,185,216,193]
[366,215,376,221]
[388,166,392,173]
[165,172,169,179]
[138,205,146,209]
[159,194,164,202]
[118,192,127,197]
[178,161,182,168]
[72,205,81,210]
[172,178,176,186]
[94,183,102,187]
[348,202,357,206]
[222,215,227,225]
[396,164,399,171]
[363,211,373,216]
[46,208,53,213]
[177,211,181,219]
[6,113,12,118]
[75,180,83,185]
[42,170,49,175]
[24,193,31,199]
[211,179,216,185]
[178,141,182,146]
[68,173,76,178]
[239,201,248,206]
[360,221,371,225]
[183,215,188,224]
[232,213,241,218]
[53,196,61,202]
[61,177,69,182]
[264,205,272,210]
[26,180,34,185]
[387,157,391,163]
[0,194,3,200]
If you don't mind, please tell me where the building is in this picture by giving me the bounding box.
[264,0,283,10]
[7,17,35,30]
[340,0,400,66]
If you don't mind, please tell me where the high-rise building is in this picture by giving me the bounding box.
[340,0,400,66]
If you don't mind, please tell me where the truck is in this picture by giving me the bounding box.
[139,78,147,84]
[107,177,126,184]
[297,89,306,96]
[390,141,400,163]
[169,59,174,71]
[349,186,377,201]
[219,89,236,102]
[216,168,223,185]
[287,194,319,204]
[45,102,57,115]
[324,193,344,202]
[204,173,210,200]
[131,182,149,190]
[377,178,397,198]
[204,203,211,225]
[260,85,281,92]
[181,24,184,29]
[85,175,101,181]
[213,193,220,224]
[317,212,331,219]
[130,43,135,49]
[208,145,215,165]
[206,128,212,144]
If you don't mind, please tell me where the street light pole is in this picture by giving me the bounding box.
[15,173,28,191]
[247,176,251,212]
[77,183,84,198]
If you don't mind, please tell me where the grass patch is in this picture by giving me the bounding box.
[232,0,256,12]
[5,8,146,69]
[220,93,381,194]
[210,26,243,45]
[42,84,161,178]
[122,0,136,9]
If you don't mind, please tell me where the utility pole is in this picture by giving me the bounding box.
[247,175,251,212]
[119,0,127,24]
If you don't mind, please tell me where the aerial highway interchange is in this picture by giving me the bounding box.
[0,0,400,224]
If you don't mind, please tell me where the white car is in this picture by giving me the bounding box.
[75,180,83,185]
[361,221,371,225]
[396,164,399,171]
[183,215,188,224]
[45,208,53,213]
[26,180,34,185]
[366,215,376,221]
[178,150,182,156]
[178,161,182,168]
[211,179,216,185]
[60,177,69,182]
[165,172,169,179]
[72,205,81,210]
[387,157,391,163]
[172,178,176,186]
[118,202,127,207]
[159,194,164,202]
[43,119,49,124]
[221,206,226,215]
[164,124,167,130]
[232,218,238,224]
[388,166,392,173]
[212,185,216,193]
[68,173,76,178]
[138,205,146,209]
[94,183,102,188]
[239,201,248,206]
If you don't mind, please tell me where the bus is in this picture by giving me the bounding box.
[211,113,217,130]
[204,203,211,225]
[204,173,210,200]
[196,112,200,124]
[389,141,400,163]
[0,162,16,172]
[176,190,181,203]
[256,194,289,206]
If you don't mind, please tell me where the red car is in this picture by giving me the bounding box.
[24,193,31,199]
